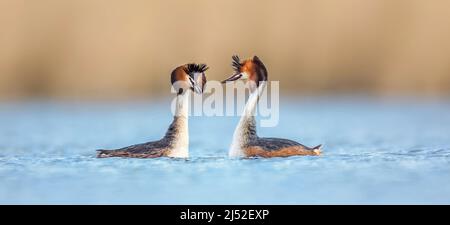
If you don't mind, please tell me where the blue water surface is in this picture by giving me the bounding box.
[1,96,450,204]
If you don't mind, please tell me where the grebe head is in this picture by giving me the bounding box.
[221,55,267,89]
[171,63,208,95]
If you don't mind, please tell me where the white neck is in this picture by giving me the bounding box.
[167,91,190,158]
[229,83,265,157]
[175,90,190,118]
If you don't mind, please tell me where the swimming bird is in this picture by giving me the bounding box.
[97,63,208,158]
[222,55,321,158]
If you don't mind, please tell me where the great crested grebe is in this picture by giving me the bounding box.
[222,55,322,158]
[97,63,208,158]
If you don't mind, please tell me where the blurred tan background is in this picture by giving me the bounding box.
[1,0,450,100]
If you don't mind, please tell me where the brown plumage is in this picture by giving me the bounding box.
[97,115,186,158]
[234,114,322,158]
[245,145,321,158]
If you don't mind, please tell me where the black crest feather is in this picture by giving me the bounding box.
[184,63,209,74]
[231,55,242,73]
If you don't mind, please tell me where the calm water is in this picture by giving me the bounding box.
[1,97,450,204]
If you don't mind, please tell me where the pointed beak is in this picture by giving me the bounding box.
[192,84,202,94]
[221,73,242,83]
[188,76,202,94]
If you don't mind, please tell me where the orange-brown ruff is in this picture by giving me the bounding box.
[223,55,322,158]
[96,63,208,158]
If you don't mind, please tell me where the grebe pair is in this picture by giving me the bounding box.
[97,56,321,159]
